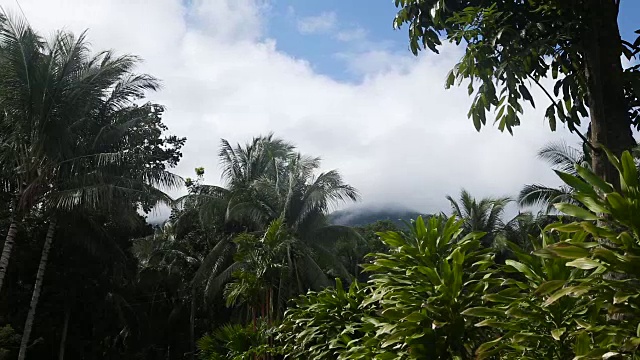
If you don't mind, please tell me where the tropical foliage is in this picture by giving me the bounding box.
[518,141,589,211]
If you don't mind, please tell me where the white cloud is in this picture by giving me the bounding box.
[335,49,417,77]
[622,54,639,69]
[336,27,367,42]
[296,11,337,34]
[2,0,577,222]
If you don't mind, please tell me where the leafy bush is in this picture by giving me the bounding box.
[469,149,640,359]
[538,149,640,357]
[359,216,495,359]
[197,321,276,360]
[228,149,640,360]
[465,234,598,359]
[0,325,19,360]
[278,278,374,359]
[277,215,496,359]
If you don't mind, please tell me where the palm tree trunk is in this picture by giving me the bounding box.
[190,291,196,360]
[18,218,57,360]
[0,218,19,292]
[58,304,70,360]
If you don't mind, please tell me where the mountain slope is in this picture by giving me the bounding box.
[328,208,431,227]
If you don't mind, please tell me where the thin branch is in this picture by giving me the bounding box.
[526,73,597,152]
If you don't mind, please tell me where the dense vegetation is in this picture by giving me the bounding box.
[1,1,639,359]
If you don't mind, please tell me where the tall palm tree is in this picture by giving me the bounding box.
[446,189,511,247]
[178,135,359,320]
[0,12,48,291]
[3,19,183,359]
[518,140,589,212]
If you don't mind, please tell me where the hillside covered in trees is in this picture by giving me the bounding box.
[1,1,640,359]
[328,208,428,227]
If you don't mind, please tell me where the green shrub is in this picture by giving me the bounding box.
[465,233,598,359]
[358,215,496,359]
[197,321,276,360]
[277,215,496,359]
[278,278,375,359]
[470,149,640,359]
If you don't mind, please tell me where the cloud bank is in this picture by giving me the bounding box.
[2,0,576,220]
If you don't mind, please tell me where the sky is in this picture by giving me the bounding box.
[2,0,639,220]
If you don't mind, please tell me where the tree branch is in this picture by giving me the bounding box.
[526,73,597,152]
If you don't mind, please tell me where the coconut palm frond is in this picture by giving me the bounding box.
[538,140,585,174]
[518,184,575,212]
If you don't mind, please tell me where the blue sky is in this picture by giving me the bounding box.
[264,0,408,81]
[265,1,640,82]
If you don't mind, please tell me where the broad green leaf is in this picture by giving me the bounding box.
[451,248,464,265]
[580,222,616,238]
[512,332,544,343]
[554,203,598,220]
[573,194,611,215]
[544,286,590,306]
[545,243,590,259]
[574,331,591,356]
[380,330,407,348]
[621,151,638,187]
[476,336,502,354]
[505,260,539,281]
[555,171,597,195]
[605,192,627,212]
[415,215,427,240]
[534,280,566,296]
[379,232,406,248]
[614,291,631,304]
[575,165,614,193]
[461,307,505,318]
[548,222,585,233]
[422,267,442,285]
[476,319,510,328]
[592,248,622,265]
[602,147,622,173]
[603,352,620,359]
[483,294,516,303]
[566,258,600,270]
[551,327,566,341]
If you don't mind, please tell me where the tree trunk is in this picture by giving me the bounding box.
[17,218,57,360]
[58,305,70,360]
[583,0,634,186]
[582,1,632,323]
[190,291,196,360]
[0,218,18,292]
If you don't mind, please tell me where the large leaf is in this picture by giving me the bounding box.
[554,203,598,220]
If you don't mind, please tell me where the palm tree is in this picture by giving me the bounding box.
[0,12,47,292]
[446,189,511,247]
[3,20,182,359]
[178,135,359,321]
[224,218,345,328]
[518,140,589,212]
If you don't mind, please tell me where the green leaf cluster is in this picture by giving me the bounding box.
[276,215,497,359]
